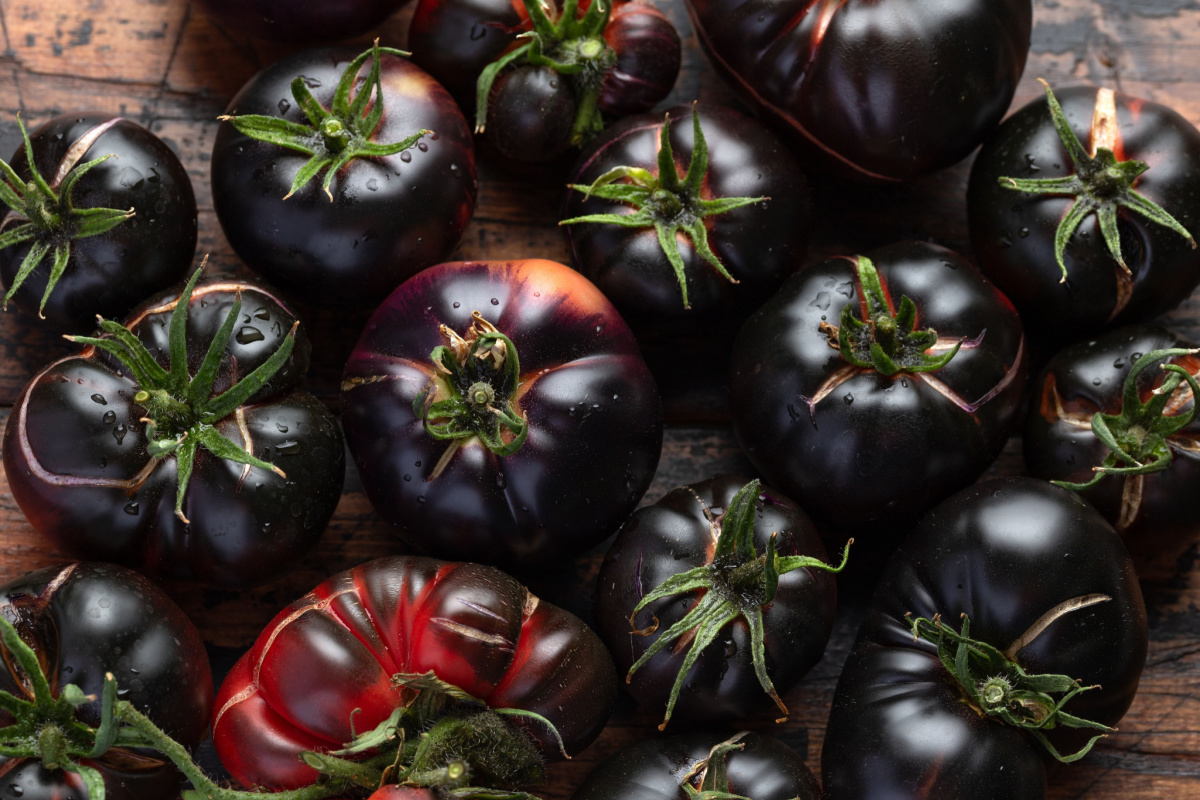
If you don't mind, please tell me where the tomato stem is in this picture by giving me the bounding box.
[219,40,431,201]
[561,105,765,308]
[66,258,294,522]
[626,479,851,729]
[907,606,1115,763]
[998,80,1197,283]
[0,113,135,318]
[679,733,754,800]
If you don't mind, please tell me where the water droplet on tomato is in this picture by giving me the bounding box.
[91,393,107,405]
[112,425,127,445]
[278,99,291,114]
[1113,357,1126,368]
[276,440,301,455]
[453,302,461,308]
[496,473,506,489]
[417,141,428,152]
[236,326,265,344]
[843,393,854,405]
[1018,227,1029,238]
[490,298,499,305]
[254,306,271,320]
[366,178,379,191]
[276,423,289,433]
[103,410,116,424]
[404,474,412,482]
[124,502,139,516]
[401,151,412,163]
[469,22,488,40]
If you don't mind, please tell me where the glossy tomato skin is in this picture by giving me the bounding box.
[572,731,820,800]
[597,3,681,117]
[194,0,409,43]
[212,556,618,790]
[367,789,437,800]
[408,0,525,111]
[685,0,1030,183]
[342,259,663,568]
[0,113,196,332]
[822,478,1147,800]
[729,242,1026,532]
[595,475,835,722]
[2,279,345,588]
[0,562,213,800]
[1024,325,1200,566]
[968,87,1200,344]
[211,48,477,308]
[564,104,809,347]
[488,66,578,163]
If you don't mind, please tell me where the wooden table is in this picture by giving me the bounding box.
[0,0,1199,797]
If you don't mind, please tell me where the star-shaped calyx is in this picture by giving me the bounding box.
[67,261,297,523]
[561,105,765,308]
[0,114,133,318]
[220,40,431,201]
[999,79,1196,283]
[626,479,851,730]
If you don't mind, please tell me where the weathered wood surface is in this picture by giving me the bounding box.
[0,0,1199,797]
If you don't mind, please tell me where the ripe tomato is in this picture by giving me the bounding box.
[572,731,820,800]
[684,0,1031,182]
[823,478,1147,799]
[0,113,196,330]
[1025,325,1200,574]
[212,44,477,308]
[0,562,213,800]
[3,269,345,587]
[212,556,617,790]
[729,241,1026,532]
[341,258,663,568]
[595,476,842,728]
[968,83,1200,345]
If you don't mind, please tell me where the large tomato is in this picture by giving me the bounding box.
[822,478,1147,799]
[0,562,212,800]
[194,0,410,43]
[212,556,617,791]
[341,259,663,568]
[684,0,1031,182]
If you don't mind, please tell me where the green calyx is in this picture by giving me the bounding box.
[822,256,962,375]
[0,114,134,318]
[998,79,1196,283]
[476,0,616,145]
[627,479,852,730]
[66,262,297,523]
[1054,347,1200,493]
[909,595,1116,764]
[416,312,528,480]
[561,106,766,309]
[679,734,754,800]
[220,40,431,200]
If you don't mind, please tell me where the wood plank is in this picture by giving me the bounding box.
[2,0,1200,798]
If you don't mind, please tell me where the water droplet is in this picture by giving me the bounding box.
[275,440,301,455]
[1131,352,1143,362]
[1092,377,1102,386]
[275,423,289,433]
[490,298,499,305]
[415,460,422,467]
[236,326,265,344]
[1113,357,1126,368]
[533,291,540,297]
[469,22,488,40]
[124,502,139,516]
[400,151,412,163]
[102,410,116,424]
[843,393,854,405]
[452,301,461,308]
[495,473,506,489]
[403,474,412,482]
[366,178,379,191]
[417,496,427,504]
[1018,227,1029,238]
[254,306,270,320]
[112,425,128,445]
[300,75,322,88]
[10,784,24,796]
[118,166,145,189]
[91,393,107,405]
[417,141,428,152]
[98,457,107,468]
[278,98,291,114]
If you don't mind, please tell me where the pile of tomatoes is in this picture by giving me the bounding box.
[0,1,1196,799]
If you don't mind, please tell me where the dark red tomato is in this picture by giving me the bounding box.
[563,103,809,348]
[212,556,617,790]
[684,0,1031,183]
[0,113,196,331]
[595,475,838,727]
[3,273,345,587]
[572,731,820,800]
[367,789,436,800]
[211,46,477,309]
[410,0,680,126]
[1024,325,1200,573]
[729,241,1026,533]
[822,478,1147,799]
[968,84,1200,345]
[0,562,213,800]
[341,259,663,568]
[194,0,410,43]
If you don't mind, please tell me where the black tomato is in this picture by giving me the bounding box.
[822,477,1148,799]
[562,103,809,348]
[341,258,663,569]
[729,241,1026,533]
[684,0,1031,183]
[194,0,410,43]
[213,556,616,792]
[595,476,845,728]
[211,44,477,308]
[468,0,681,162]
[1025,324,1200,573]
[572,731,820,800]
[0,113,196,331]
[0,562,213,800]
[968,83,1200,345]
[3,268,345,587]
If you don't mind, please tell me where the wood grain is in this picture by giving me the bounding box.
[0,0,1200,798]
